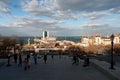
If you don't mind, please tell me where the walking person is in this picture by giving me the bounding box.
[83,55,88,67]
[6,53,11,67]
[26,54,30,69]
[34,53,37,64]
[23,58,28,71]
[86,55,89,66]
[44,54,47,64]
[18,53,22,66]
[51,54,54,60]
[14,54,18,64]
[27,53,30,61]
[72,55,77,65]
[76,56,79,65]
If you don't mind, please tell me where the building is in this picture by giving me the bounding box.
[32,31,79,53]
[80,33,120,47]
[33,31,63,53]
[43,31,49,39]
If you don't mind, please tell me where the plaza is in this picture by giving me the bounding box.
[0,55,110,80]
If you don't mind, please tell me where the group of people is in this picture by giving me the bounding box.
[7,53,89,71]
[7,52,49,71]
[11,53,32,70]
[72,54,89,67]
[72,55,79,65]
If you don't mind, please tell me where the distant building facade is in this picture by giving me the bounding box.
[34,31,67,53]
[80,33,120,46]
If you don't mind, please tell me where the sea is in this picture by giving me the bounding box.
[17,36,81,44]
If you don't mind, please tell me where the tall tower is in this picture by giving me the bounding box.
[43,31,49,39]
[27,38,30,45]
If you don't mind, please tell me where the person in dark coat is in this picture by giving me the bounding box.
[23,58,28,71]
[14,54,18,64]
[51,54,54,60]
[86,56,89,66]
[72,56,77,65]
[18,53,22,66]
[44,54,47,64]
[34,53,37,64]
[6,53,11,67]
[83,55,89,67]
[26,54,30,68]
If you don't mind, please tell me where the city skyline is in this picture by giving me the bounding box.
[0,0,120,36]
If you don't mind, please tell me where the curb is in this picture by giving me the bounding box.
[90,59,120,80]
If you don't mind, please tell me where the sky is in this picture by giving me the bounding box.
[0,0,120,37]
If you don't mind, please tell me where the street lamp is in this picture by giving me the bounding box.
[110,34,114,69]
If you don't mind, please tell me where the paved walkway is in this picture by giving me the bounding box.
[0,59,7,67]
[0,55,110,80]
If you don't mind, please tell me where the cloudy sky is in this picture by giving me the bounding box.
[0,0,120,36]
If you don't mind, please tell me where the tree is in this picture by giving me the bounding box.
[10,35,18,54]
[66,45,84,56]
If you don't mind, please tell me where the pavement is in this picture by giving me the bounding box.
[90,59,120,80]
[0,58,7,67]
[0,55,110,80]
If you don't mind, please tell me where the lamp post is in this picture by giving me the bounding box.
[110,34,114,69]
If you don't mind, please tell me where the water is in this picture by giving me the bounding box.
[57,36,81,42]
[17,36,81,44]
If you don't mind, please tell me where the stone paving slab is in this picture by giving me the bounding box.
[0,55,110,80]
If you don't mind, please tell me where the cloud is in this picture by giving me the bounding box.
[82,22,109,28]
[83,11,108,20]
[23,0,56,16]
[1,0,120,36]
[23,0,80,19]
[0,0,12,17]
[109,7,120,14]
[80,20,110,34]
[0,1,10,13]
[79,20,118,35]
[1,16,59,28]
[0,0,11,3]
[23,0,120,20]
[57,0,120,12]
[0,16,70,36]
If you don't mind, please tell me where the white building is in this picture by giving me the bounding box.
[81,33,120,46]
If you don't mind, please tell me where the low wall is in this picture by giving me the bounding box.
[90,59,120,80]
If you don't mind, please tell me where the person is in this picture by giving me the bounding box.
[86,56,89,66]
[26,54,30,69]
[14,54,18,64]
[27,54,30,61]
[72,55,77,65]
[76,56,79,65]
[83,55,89,67]
[34,53,37,64]
[51,54,54,60]
[23,58,28,70]
[44,54,47,64]
[18,53,22,66]
[6,53,11,67]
